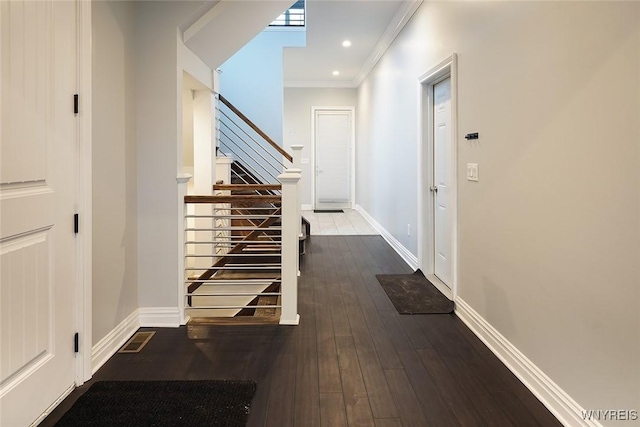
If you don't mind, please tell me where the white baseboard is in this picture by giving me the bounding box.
[355,205,418,270]
[139,307,181,327]
[454,298,600,427]
[301,204,312,211]
[91,309,140,374]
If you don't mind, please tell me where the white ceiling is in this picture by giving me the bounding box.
[283,0,420,88]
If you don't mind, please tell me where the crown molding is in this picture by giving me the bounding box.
[353,0,423,87]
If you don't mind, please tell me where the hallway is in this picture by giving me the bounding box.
[43,236,561,426]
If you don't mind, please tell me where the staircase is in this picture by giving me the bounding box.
[183,94,304,325]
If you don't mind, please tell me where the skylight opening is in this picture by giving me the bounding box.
[270,0,305,27]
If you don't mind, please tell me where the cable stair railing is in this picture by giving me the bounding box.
[183,94,302,326]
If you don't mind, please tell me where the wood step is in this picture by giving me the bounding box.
[254,295,279,317]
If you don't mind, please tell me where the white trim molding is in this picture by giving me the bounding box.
[301,204,313,211]
[91,310,140,375]
[139,307,182,327]
[77,0,93,386]
[455,298,602,427]
[355,205,418,270]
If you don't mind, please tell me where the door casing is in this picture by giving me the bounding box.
[310,106,356,210]
[417,54,458,300]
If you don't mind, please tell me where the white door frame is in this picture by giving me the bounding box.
[310,106,356,210]
[417,54,458,300]
[77,0,93,385]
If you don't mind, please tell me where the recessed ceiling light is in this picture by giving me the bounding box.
[342,40,352,48]
[332,70,340,76]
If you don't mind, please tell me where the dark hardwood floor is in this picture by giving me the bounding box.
[42,236,562,427]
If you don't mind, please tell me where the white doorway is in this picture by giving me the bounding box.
[418,55,458,300]
[0,0,89,424]
[312,108,355,210]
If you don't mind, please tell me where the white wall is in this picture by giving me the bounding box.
[135,1,206,312]
[220,30,306,145]
[91,0,138,344]
[357,1,640,424]
[284,87,357,207]
[182,88,194,169]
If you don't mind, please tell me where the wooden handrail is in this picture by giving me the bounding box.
[214,184,282,191]
[185,195,282,204]
[219,94,293,163]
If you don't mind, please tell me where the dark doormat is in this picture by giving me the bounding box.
[314,209,344,213]
[376,269,454,314]
[55,380,257,427]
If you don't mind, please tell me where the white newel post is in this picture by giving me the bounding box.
[177,173,193,325]
[290,145,304,238]
[279,170,301,325]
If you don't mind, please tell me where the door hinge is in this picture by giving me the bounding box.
[74,333,79,353]
[74,94,79,115]
[74,213,79,234]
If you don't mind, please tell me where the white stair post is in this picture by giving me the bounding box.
[290,145,304,238]
[278,170,301,325]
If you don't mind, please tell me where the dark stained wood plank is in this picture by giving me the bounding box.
[263,329,298,427]
[342,237,403,370]
[383,369,430,427]
[319,393,348,427]
[379,310,460,426]
[313,256,343,393]
[374,419,403,427]
[416,316,517,426]
[335,336,375,427]
[323,237,352,337]
[294,242,321,427]
[336,238,399,419]
[416,348,484,427]
[493,391,543,427]
[397,315,433,350]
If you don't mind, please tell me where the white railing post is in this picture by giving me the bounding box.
[290,145,304,238]
[177,173,192,325]
[278,170,301,325]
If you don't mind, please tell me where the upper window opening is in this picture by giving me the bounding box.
[270,0,305,27]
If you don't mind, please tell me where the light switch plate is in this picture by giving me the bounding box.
[467,163,479,181]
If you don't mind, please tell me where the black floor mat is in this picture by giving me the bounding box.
[314,209,344,213]
[376,270,454,314]
[55,380,257,426]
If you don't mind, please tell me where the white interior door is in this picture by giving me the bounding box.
[0,1,78,425]
[433,78,453,287]
[314,110,352,210]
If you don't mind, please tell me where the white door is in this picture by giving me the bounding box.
[1,1,78,425]
[433,78,452,287]
[314,110,352,210]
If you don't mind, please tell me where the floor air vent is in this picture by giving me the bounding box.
[118,331,156,353]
